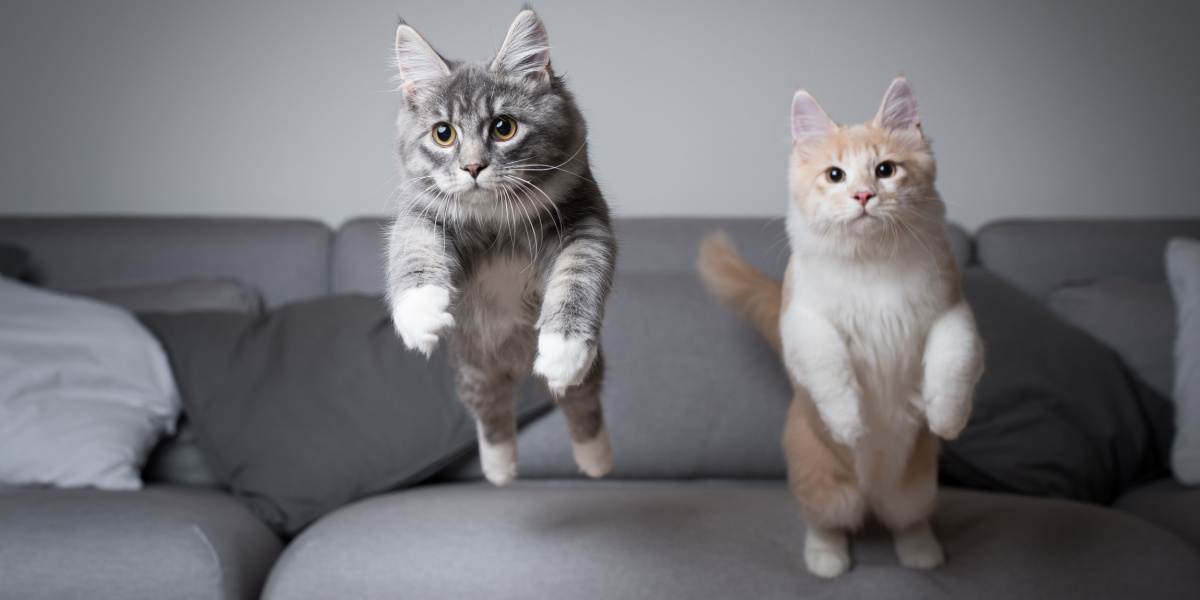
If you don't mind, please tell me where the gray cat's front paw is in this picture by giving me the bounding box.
[391,286,455,357]
[533,332,595,395]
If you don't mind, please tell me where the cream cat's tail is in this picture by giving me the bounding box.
[697,232,783,353]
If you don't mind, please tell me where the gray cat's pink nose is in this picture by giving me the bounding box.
[854,191,875,206]
[462,163,487,179]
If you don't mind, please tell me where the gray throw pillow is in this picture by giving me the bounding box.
[1049,280,1175,396]
[0,243,28,278]
[75,277,263,314]
[1167,238,1200,485]
[140,295,553,536]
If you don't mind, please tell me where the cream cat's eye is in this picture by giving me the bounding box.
[432,122,457,146]
[875,161,896,179]
[826,167,845,183]
[491,115,517,141]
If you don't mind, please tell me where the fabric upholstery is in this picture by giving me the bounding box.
[0,243,28,278]
[77,277,263,314]
[0,278,179,490]
[331,216,971,295]
[0,217,331,306]
[1049,280,1175,396]
[942,269,1173,503]
[141,296,552,536]
[975,219,1200,300]
[264,481,1200,600]
[1167,237,1200,484]
[0,486,281,600]
[1116,478,1200,549]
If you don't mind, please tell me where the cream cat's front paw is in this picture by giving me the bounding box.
[924,394,971,440]
[818,400,865,447]
[392,286,455,357]
[804,526,851,578]
[533,332,595,395]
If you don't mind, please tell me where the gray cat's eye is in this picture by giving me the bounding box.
[491,115,517,141]
[432,122,457,147]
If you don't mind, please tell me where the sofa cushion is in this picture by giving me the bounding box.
[263,481,1200,600]
[0,217,331,306]
[0,486,281,600]
[77,278,263,314]
[1115,478,1200,549]
[975,219,1200,300]
[1049,280,1175,396]
[331,217,972,295]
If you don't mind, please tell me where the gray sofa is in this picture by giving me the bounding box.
[1,216,1198,599]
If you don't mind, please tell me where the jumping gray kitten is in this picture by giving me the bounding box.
[386,9,616,486]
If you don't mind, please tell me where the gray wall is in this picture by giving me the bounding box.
[2,0,1198,229]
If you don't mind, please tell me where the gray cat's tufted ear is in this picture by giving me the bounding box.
[791,90,836,143]
[874,77,922,132]
[490,9,551,83]
[394,22,450,97]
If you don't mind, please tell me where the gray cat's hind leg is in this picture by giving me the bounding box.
[455,360,520,486]
[554,349,612,478]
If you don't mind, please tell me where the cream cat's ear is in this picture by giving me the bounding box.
[394,22,451,98]
[874,77,922,132]
[791,90,836,143]
[491,9,551,83]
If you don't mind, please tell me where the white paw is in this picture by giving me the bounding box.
[572,426,613,478]
[478,432,517,487]
[533,332,596,396]
[925,394,971,440]
[391,286,455,357]
[894,522,945,569]
[804,528,851,578]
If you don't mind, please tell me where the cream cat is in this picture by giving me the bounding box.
[699,77,984,578]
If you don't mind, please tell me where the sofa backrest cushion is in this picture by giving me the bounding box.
[975,219,1200,301]
[0,217,331,307]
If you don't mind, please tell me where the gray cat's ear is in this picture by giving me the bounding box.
[394,22,450,97]
[791,90,836,143]
[874,77,921,132]
[490,9,551,83]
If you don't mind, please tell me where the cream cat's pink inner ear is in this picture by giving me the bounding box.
[874,77,921,132]
[394,24,451,97]
[490,9,551,82]
[792,90,836,143]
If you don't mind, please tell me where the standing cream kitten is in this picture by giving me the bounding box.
[699,77,983,578]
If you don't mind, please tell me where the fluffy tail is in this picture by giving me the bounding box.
[697,232,784,354]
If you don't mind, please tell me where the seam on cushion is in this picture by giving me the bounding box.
[189,524,229,600]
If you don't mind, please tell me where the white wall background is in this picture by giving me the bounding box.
[2,0,1198,230]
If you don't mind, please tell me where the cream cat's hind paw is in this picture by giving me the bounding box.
[572,426,613,478]
[533,332,596,395]
[478,434,517,487]
[804,526,851,578]
[894,522,945,569]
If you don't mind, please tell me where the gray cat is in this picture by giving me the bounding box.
[386,9,616,485]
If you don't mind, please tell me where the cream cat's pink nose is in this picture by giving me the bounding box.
[854,191,875,206]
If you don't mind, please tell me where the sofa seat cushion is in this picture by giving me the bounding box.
[263,482,1200,600]
[1116,478,1200,549]
[0,486,281,600]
